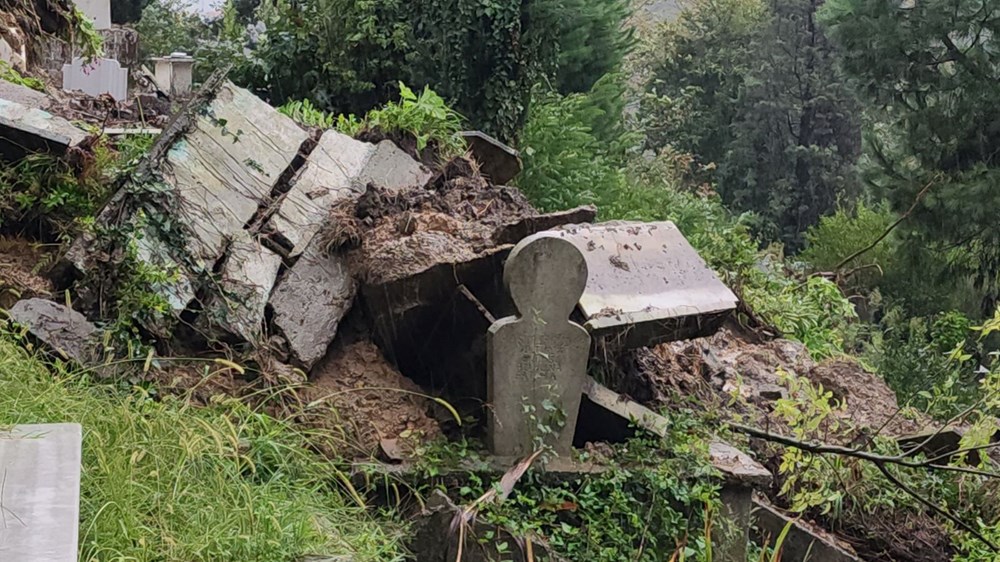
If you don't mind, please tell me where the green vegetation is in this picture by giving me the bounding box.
[0,61,45,91]
[0,334,406,561]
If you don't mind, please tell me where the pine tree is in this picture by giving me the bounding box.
[644,0,862,250]
[821,0,1000,313]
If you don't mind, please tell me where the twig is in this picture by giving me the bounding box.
[832,176,939,272]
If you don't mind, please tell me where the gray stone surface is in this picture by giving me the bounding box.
[460,130,522,184]
[356,140,431,192]
[272,130,376,256]
[582,376,669,437]
[709,441,772,488]
[752,496,862,562]
[0,423,82,562]
[556,221,738,348]
[0,78,51,109]
[0,98,89,160]
[161,81,308,266]
[7,298,99,364]
[208,231,283,342]
[487,234,590,457]
[270,241,356,369]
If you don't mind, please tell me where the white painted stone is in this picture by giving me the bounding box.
[487,234,590,457]
[152,53,195,97]
[270,240,356,368]
[75,0,112,29]
[273,130,375,256]
[209,231,283,342]
[161,81,309,266]
[62,57,127,101]
[0,423,82,562]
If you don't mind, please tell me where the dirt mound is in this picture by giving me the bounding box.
[630,327,926,439]
[297,341,443,459]
[0,237,53,308]
[322,157,539,285]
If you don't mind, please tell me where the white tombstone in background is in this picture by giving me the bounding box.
[153,52,195,97]
[62,57,128,101]
[0,424,83,562]
[74,0,112,30]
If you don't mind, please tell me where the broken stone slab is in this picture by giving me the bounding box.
[487,234,591,457]
[752,495,862,562]
[271,130,376,256]
[492,205,598,246]
[460,130,522,184]
[356,140,432,192]
[161,81,309,266]
[0,78,51,109]
[897,425,996,465]
[0,423,83,562]
[710,443,772,562]
[270,241,356,369]
[555,221,738,349]
[204,232,283,343]
[0,98,90,160]
[133,226,197,317]
[581,376,669,438]
[6,298,100,364]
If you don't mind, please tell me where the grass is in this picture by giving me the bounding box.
[0,334,406,562]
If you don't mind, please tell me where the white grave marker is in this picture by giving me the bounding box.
[0,424,82,562]
[62,57,128,101]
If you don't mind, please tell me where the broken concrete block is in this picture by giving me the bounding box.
[133,227,197,316]
[711,442,771,562]
[752,496,862,562]
[7,298,100,364]
[556,221,738,349]
[161,82,309,266]
[493,205,598,246]
[460,130,522,184]
[270,242,356,369]
[206,232,282,343]
[581,376,669,437]
[272,130,376,256]
[357,140,432,191]
[0,99,89,160]
[0,423,82,562]
[0,78,51,110]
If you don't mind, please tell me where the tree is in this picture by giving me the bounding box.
[236,0,633,141]
[821,0,1000,314]
[644,0,862,250]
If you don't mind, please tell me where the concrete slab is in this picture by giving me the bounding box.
[272,130,375,256]
[581,376,669,437]
[555,221,738,349]
[0,99,89,160]
[357,140,431,191]
[161,81,308,266]
[0,78,50,110]
[270,241,356,369]
[7,298,100,365]
[460,130,522,184]
[0,423,82,562]
[752,496,862,562]
[208,231,283,343]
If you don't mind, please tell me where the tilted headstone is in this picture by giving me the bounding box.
[487,233,590,457]
[0,424,83,562]
[62,57,127,101]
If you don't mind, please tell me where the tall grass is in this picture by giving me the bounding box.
[0,335,406,562]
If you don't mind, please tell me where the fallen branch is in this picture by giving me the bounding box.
[730,422,999,552]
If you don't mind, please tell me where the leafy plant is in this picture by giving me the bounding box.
[0,61,45,90]
[338,82,466,159]
[278,98,336,128]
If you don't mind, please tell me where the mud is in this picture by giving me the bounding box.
[0,237,53,308]
[297,341,443,459]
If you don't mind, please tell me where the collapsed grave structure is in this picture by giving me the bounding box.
[1,70,942,560]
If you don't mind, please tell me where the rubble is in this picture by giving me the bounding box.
[7,298,99,364]
[0,97,90,159]
[270,241,356,369]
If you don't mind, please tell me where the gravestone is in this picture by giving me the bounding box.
[0,424,83,562]
[487,233,590,457]
[62,57,127,101]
